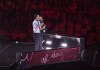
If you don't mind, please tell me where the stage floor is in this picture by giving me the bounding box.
[0,42,35,68]
[0,42,99,70]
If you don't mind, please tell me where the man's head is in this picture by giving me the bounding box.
[34,14,40,20]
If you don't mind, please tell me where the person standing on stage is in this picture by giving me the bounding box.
[39,16,47,33]
[32,14,43,51]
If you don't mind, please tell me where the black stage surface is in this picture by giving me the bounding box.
[0,42,100,70]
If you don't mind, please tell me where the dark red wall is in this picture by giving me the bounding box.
[0,0,100,47]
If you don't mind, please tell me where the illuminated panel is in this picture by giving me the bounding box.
[19,47,80,68]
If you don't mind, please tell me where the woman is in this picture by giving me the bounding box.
[39,16,47,33]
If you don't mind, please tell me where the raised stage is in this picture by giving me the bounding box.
[0,34,99,69]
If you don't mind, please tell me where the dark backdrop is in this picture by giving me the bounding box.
[0,0,100,48]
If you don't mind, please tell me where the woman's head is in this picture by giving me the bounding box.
[39,16,43,21]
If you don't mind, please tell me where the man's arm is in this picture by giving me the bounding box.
[32,21,44,32]
[39,22,45,30]
[32,21,39,32]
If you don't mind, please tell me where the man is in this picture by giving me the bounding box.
[32,14,43,51]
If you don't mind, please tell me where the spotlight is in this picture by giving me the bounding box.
[42,40,45,43]
[61,43,68,48]
[76,38,80,44]
[46,40,52,45]
[46,47,52,50]
[55,34,61,39]
[16,41,19,44]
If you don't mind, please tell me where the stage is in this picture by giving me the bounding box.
[0,35,100,70]
[0,43,100,70]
